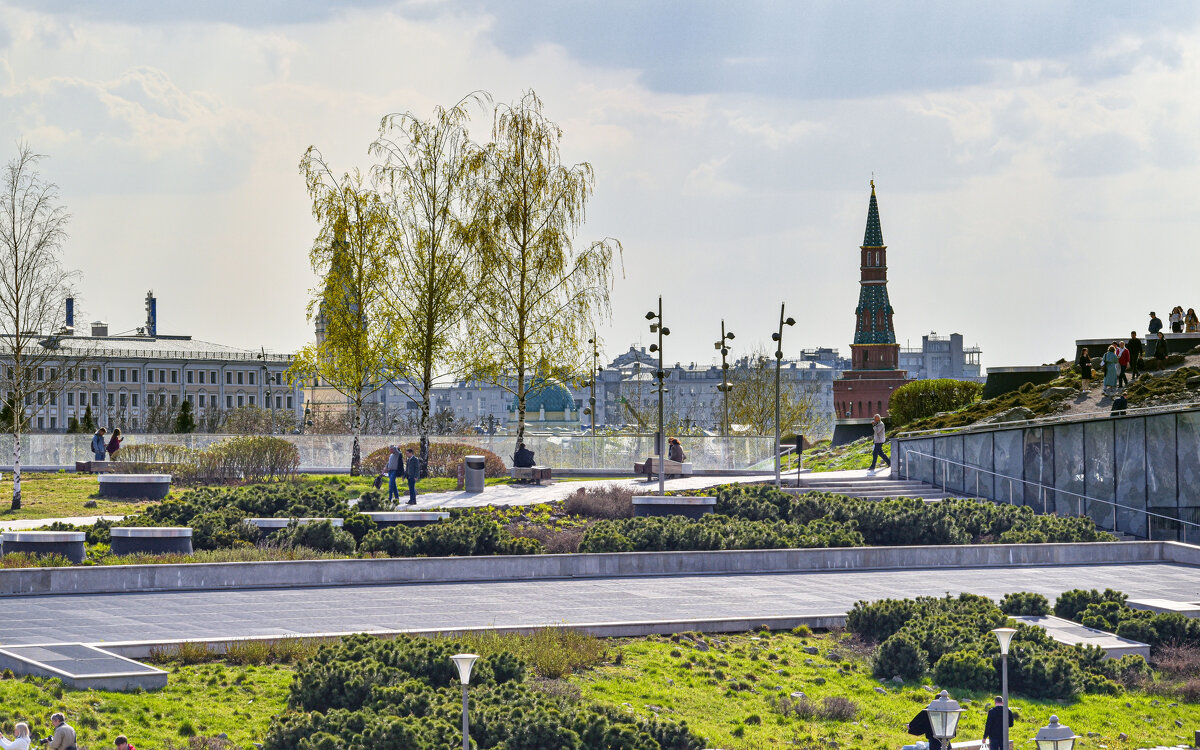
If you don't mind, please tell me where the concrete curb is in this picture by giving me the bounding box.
[0,541,1185,597]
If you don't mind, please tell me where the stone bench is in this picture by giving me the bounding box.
[98,474,172,500]
[633,458,693,480]
[511,466,552,484]
[110,527,193,556]
[245,517,344,535]
[632,495,715,519]
[1,531,86,564]
[362,512,449,528]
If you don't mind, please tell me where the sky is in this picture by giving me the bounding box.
[2,0,1199,370]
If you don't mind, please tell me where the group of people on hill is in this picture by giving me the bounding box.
[1153,306,1200,334]
[0,713,135,750]
[88,427,123,461]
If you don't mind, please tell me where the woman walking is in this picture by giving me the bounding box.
[1077,347,1092,391]
[1186,308,1199,333]
[106,428,123,459]
[1102,344,1120,395]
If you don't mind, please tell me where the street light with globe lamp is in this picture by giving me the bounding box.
[713,321,735,437]
[924,690,965,750]
[645,298,670,494]
[1034,715,1080,750]
[771,303,796,488]
[992,626,1017,750]
[450,653,479,750]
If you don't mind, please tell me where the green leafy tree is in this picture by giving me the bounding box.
[290,149,393,474]
[174,398,196,433]
[726,350,827,437]
[369,93,487,471]
[80,402,96,431]
[473,90,621,443]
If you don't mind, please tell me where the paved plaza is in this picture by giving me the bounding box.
[8,561,1199,648]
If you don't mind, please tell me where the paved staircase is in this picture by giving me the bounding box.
[785,472,980,502]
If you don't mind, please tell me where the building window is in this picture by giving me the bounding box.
[36,392,43,405]
[249,372,256,386]
[119,369,126,383]
[226,372,233,385]
[131,393,139,407]
[187,371,194,384]
[67,392,74,406]
[92,393,99,407]
[210,370,216,383]
[37,417,43,429]
[171,394,178,407]
[147,394,155,407]
[148,369,154,383]
[186,394,193,404]
[37,367,44,381]
[171,370,178,384]
[276,396,282,409]
[226,395,233,408]
[119,393,127,407]
[49,393,56,406]
[237,372,244,385]
[107,369,114,382]
[108,393,114,407]
[92,368,99,382]
[286,395,293,409]
[237,394,244,407]
[248,395,256,406]
[50,417,56,429]
[198,394,206,407]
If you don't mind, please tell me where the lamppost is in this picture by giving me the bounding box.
[256,347,275,435]
[713,321,735,436]
[1034,716,1080,750]
[645,297,670,495]
[450,653,479,750]
[584,336,604,470]
[771,303,796,488]
[924,689,965,750]
[992,626,1017,750]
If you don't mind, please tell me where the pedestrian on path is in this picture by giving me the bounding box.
[869,414,890,471]
[1103,344,1120,395]
[404,447,420,505]
[385,446,401,503]
[90,428,107,462]
[1154,331,1170,360]
[982,696,1014,750]
[0,722,31,750]
[1117,341,1130,388]
[1148,311,1163,336]
[45,713,75,750]
[1187,308,1199,333]
[1170,306,1184,333]
[1127,332,1142,380]
[1077,347,1092,391]
[105,428,123,460]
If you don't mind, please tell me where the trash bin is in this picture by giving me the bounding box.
[464,455,486,493]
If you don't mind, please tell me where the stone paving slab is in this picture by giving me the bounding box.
[5,561,1198,649]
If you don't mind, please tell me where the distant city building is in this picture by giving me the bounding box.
[899,333,983,381]
[832,182,909,445]
[3,293,302,433]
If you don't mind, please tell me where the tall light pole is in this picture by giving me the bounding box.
[992,627,1016,750]
[257,347,275,435]
[585,335,603,469]
[450,653,479,750]
[771,303,796,488]
[713,321,735,436]
[645,297,670,495]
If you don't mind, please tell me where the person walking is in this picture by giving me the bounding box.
[384,446,401,503]
[1186,308,1199,333]
[90,427,107,462]
[1155,331,1170,360]
[1077,347,1093,391]
[1170,306,1184,333]
[1148,311,1163,336]
[404,447,420,505]
[0,722,31,750]
[45,713,76,750]
[982,696,1014,750]
[1102,344,1120,395]
[1127,332,1143,381]
[1116,341,1130,388]
[105,428,123,460]
[869,414,890,471]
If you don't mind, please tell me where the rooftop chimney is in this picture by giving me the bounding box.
[65,297,74,327]
[144,290,157,337]
[91,320,108,337]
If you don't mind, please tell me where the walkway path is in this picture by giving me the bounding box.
[0,515,124,532]
[8,561,1197,647]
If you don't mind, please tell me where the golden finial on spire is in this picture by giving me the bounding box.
[870,173,875,193]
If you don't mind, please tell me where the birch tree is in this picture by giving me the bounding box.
[473,91,621,443]
[0,144,80,510]
[289,149,391,474]
[369,93,486,472]
[727,350,828,437]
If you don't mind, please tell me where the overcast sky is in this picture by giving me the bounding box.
[2,1,1199,370]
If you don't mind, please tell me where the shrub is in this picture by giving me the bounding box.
[362,443,507,478]
[873,632,927,681]
[1054,588,1127,621]
[933,650,994,692]
[563,484,634,519]
[1000,591,1049,616]
[888,378,984,428]
[274,520,357,555]
[119,437,300,484]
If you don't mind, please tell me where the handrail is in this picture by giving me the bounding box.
[895,399,1200,439]
[900,449,1200,541]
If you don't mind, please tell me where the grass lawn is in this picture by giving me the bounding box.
[574,630,1200,750]
[0,472,517,522]
[0,662,291,749]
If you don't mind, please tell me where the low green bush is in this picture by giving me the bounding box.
[1000,591,1049,616]
[888,379,984,428]
[874,633,927,681]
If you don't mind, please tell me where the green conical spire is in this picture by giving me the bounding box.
[862,179,884,247]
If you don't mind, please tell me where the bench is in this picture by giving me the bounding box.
[633,458,694,480]
[511,466,552,484]
[110,527,193,555]
[98,474,172,500]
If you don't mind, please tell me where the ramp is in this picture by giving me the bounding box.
[0,643,168,691]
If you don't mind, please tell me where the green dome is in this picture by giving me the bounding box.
[513,380,574,412]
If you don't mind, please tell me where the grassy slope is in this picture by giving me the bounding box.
[0,473,515,522]
[0,663,290,749]
[575,630,1200,750]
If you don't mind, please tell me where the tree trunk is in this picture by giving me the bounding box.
[11,430,21,510]
[515,368,526,445]
[350,404,362,476]
[418,391,431,480]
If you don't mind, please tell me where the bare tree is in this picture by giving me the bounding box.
[727,350,827,437]
[0,144,84,509]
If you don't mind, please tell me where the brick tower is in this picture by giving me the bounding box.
[831,181,909,445]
